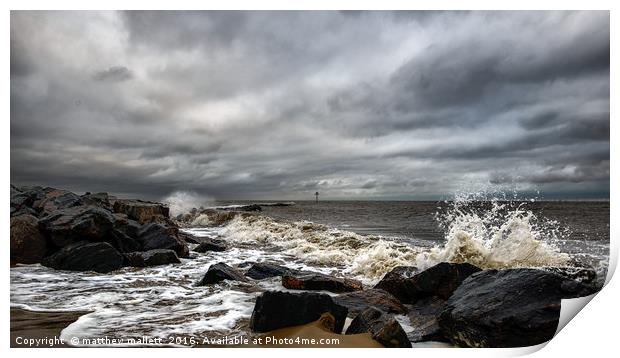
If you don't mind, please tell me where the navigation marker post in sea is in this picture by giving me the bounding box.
[315,191,319,203]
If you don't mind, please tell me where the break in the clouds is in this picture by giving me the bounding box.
[10,11,610,200]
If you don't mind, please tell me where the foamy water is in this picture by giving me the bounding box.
[10,198,607,346]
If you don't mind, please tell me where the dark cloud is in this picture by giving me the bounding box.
[93,66,133,82]
[10,11,610,200]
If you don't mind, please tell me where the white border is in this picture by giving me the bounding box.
[2,2,617,358]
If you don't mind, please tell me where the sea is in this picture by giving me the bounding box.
[10,196,610,346]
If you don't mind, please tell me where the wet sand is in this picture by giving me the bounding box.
[10,308,89,348]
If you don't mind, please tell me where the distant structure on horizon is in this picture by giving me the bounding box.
[315,191,319,203]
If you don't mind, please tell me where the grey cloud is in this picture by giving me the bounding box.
[93,66,133,82]
[10,11,610,200]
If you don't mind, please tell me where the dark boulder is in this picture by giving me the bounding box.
[250,291,348,333]
[373,266,418,303]
[81,192,112,210]
[345,307,411,348]
[10,185,41,217]
[112,199,170,224]
[38,206,116,247]
[542,266,598,285]
[375,263,480,303]
[33,188,83,216]
[198,262,248,285]
[246,262,294,279]
[125,249,180,267]
[137,223,189,258]
[333,288,407,317]
[10,214,47,264]
[112,214,142,239]
[42,241,125,273]
[438,268,595,348]
[282,272,363,293]
[405,296,447,343]
[193,238,227,253]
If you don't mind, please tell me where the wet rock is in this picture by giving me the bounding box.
[375,263,480,303]
[438,268,595,347]
[542,266,598,285]
[33,188,83,216]
[198,262,248,285]
[250,291,348,333]
[108,229,142,253]
[193,238,227,252]
[112,213,142,239]
[10,214,47,264]
[10,185,41,216]
[38,206,116,247]
[246,262,295,279]
[345,307,411,348]
[137,223,189,258]
[405,296,447,343]
[179,232,205,244]
[42,241,125,273]
[373,266,418,303]
[125,249,180,267]
[282,272,363,293]
[333,289,407,317]
[112,199,170,224]
[81,192,112,210]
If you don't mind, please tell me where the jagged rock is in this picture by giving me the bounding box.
[375,263,480,303]
[125,249,180,267]
[373,266,418,303]
[193,238,227,252]
[250,291,348,333]
[33,188,83,216]
[108,229,142,253]
[198,262,248,285]
[541,266,598,285]
[333,289,407,317]
[438,268,596,348]
[38,206,116,247]
[405,296,447,343]
[246,262,295,279]
[10,214,47,264]
[345,307,411,348]
[10,185,41,217]
[137,223,189,258]
[81,192,112,210]
[282,272,363,293]
[112,199,170,224]
[42,241,124,273]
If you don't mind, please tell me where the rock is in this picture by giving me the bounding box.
[112,214,142,238]
[193,238,227,252]
[42,241,125,273]
[250,291,348,333]
[112,199,170,224]
[108,229,142,253]
[345,307,411,348]
[38,206,116,247]
[542,266,598,285]
[81,192,112,210]
[33,188,83,216]
[375,262,480,303]
[405,296,447,343]
[179,232,204,244]
[438,268,595,347]
[373,266,418,303]
[10,185,41,216]
[246,262,294,279]
[137,223,189,258]
[282,272,363,293]
[333,289,407,317]
[125,249,180,267]
[198,262,248,285]
[10,214,47,264]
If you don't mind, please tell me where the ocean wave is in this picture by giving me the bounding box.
[220,199,572,283]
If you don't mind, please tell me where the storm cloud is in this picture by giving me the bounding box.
[10,11,610,200]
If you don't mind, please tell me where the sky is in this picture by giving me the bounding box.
[10,11,610,201]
